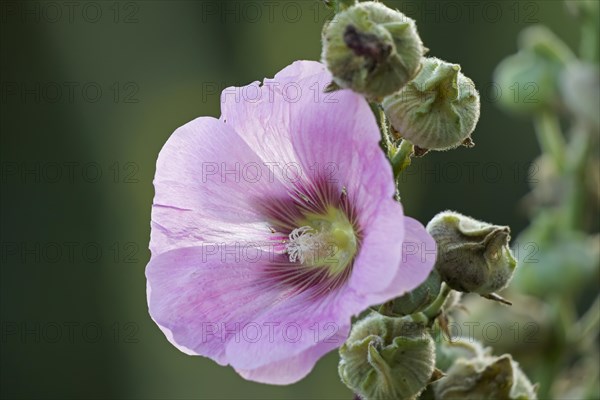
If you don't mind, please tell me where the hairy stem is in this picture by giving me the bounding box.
[391,139,414,178]
[422,283,452,322]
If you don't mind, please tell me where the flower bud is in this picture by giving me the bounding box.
[513,214,600,298]
[494,25,574,114]
[381,57,480,151]
[338,313,435,400]
[434,354,538,399]
[435,337,489,371]
[517,25,574,63]
[387,269,442,316]
[426,211,517,296]
[441,290,463,313]
[321,1,425,99]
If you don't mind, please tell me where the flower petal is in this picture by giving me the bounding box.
[235,324,349,385]
[147,244,354,385]
[151,116,289,255]
[219,61,327,168]
[220,60,394,224]
[347,199,406,296]
[146,246,283,365]
[343,206,436,314]
[224,289,349,374]
[378,216,437,298]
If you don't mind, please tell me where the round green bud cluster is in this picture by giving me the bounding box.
[321,1,425,99]
[494,25,574,114]
[387,269,442,316]
[382,57,480,151]
[434,354,538,399]
[426,211,517,295]
[338,312,435,400]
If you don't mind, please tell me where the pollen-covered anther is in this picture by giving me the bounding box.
[285,207,359,275]
[286,226,323,264]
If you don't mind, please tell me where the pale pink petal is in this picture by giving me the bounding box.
[151,116,289,255]
[377,216,437,298]
[347,199,406,295]
[220,60,394,221]
[147,245,352,385]
[235,323,349,385]
[219,61,326,167]
[225,290,348,372]
[341,213,435,316]
[146,246,281,365]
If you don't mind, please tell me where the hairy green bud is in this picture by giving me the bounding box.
[434,354,538,399]
[494,25,574,114]
[382,57,480,151]
[338,313,435,400]
[426,211,517,296]
[321,1,425,99]
[386,269,442,316]
[436,337,489,372]
[441,290,463,313]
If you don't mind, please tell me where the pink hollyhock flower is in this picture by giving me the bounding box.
[146,61,436,384]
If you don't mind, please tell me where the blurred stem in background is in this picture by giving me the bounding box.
[532,111,565,172]
[480,1,600,398]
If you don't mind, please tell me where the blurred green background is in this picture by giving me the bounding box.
[0,1,588,399]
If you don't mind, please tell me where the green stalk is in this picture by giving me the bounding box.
[580,21,599,63]
[569,295,600,351]
[390,139,414,178]
[422,283,452,321]
[377,107,393,158]
[376,107,414,179]
[533,111,566,172]
[564,124,591,230]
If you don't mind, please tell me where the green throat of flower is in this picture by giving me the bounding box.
[285,206,358,276]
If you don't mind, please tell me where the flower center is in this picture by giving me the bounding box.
[285,206,358,276]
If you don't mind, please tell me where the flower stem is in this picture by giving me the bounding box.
[580,21,599,63]
[533,111,566,172]
[422,283,452,321]
[564,123,591,230]
[569,295,600,351]
[391,139,414,178]
[378,107,393,157]
[376,107,414,178]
